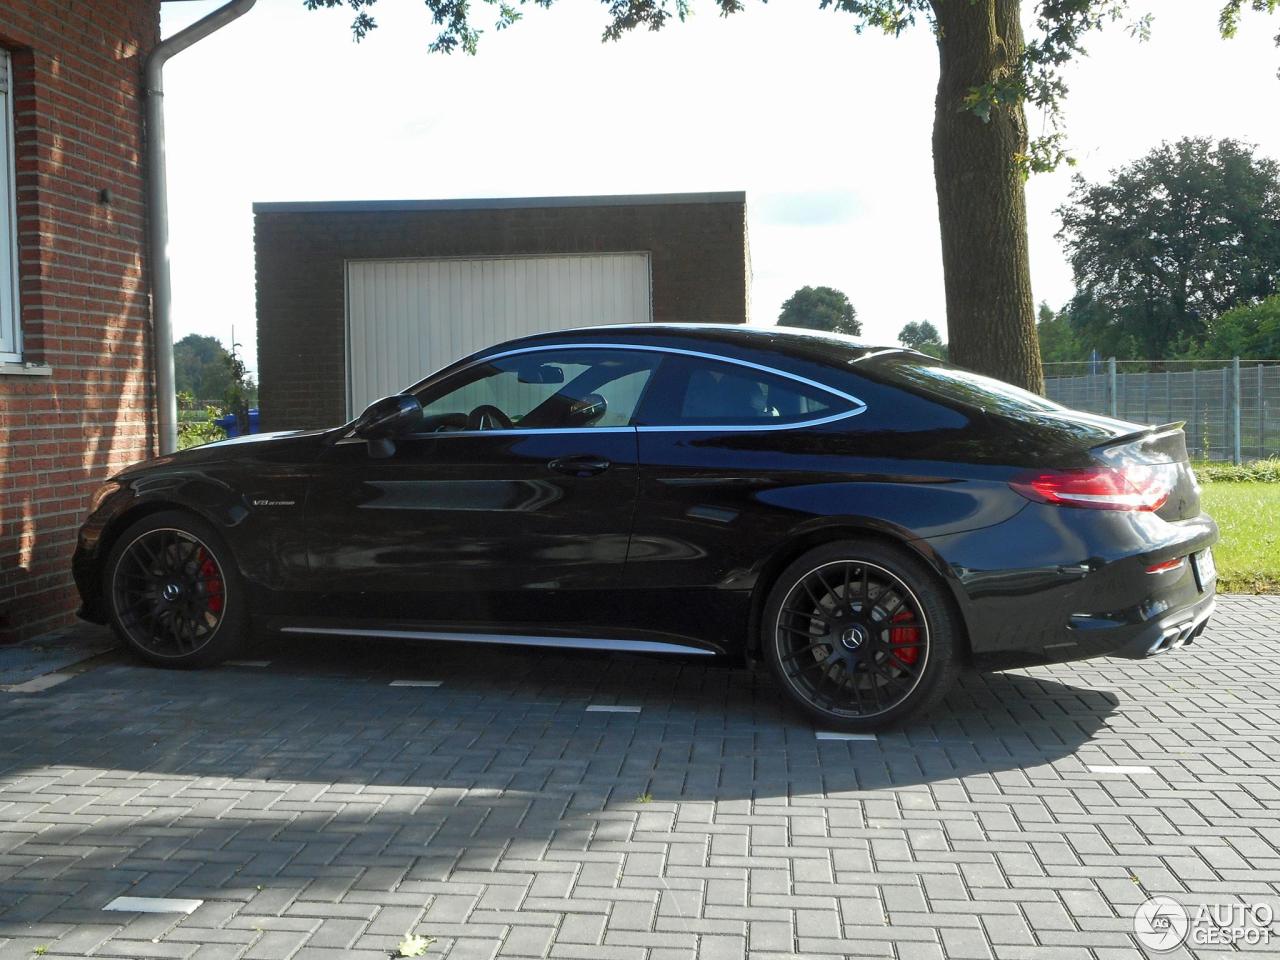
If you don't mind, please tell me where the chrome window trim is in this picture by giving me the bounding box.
[405,342,868,439]
[410,426,637,439]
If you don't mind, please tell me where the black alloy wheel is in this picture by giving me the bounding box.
[763,540,961,729]
[106,511,246,667]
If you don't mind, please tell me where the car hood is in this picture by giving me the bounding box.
[205,429,315,448]
[115,429,331,478]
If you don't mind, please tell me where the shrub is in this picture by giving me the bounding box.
[1193,458,1280,483]
[177,405,227,450]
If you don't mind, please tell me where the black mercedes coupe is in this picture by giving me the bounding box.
[73,324,1218,729]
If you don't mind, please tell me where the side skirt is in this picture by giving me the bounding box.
[276,625,719,657]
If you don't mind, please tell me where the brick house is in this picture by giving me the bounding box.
[0,1,163,643]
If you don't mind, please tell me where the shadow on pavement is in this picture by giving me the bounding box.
[0,634,1118,923]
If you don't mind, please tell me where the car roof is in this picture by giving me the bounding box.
[480,323,900,368]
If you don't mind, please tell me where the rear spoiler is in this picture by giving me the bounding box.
[1095,419,1182,450]
[1090,421,1185,450]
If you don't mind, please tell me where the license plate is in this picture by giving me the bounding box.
[1193,548,1217,592]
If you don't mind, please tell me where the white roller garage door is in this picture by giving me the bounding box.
[345,252,652,416]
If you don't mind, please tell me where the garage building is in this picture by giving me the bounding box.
[253,191,751,431]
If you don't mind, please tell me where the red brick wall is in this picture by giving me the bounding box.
[0,1,161,643]
[255,197,751,431]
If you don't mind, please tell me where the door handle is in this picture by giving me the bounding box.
[548,456,611,477]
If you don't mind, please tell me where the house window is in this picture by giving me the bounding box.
[0,50,20,363]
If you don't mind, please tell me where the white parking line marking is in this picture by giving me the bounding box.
[104,896,204,914]
[224,660,271,668]
[815,731,877,741]
[585,705,641,713]
[4,673,74,693]
[1086,764,1155,775]
[389,680,443,687]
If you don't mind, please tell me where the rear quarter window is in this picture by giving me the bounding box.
[831,372,970,435]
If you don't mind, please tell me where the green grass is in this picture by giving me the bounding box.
[1199,480,1280,593]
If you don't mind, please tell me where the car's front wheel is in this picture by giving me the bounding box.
[105,510,246,668]
[762,540,961,730]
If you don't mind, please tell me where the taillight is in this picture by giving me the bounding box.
[1009,465,1172,512]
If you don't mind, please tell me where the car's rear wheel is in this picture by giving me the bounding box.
[105,510,245,668]
[762,540,961,730]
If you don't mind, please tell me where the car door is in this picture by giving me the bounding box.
[623,351,865,647]
[304,345,665,628]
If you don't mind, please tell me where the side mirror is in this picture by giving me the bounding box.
[565,393,607,427]
[352,394,423,458]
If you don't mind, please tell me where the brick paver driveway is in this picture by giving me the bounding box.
[1,596,1277,960]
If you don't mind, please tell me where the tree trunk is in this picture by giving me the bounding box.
[930,0,1043,393]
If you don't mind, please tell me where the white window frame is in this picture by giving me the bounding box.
[0,49,21,363]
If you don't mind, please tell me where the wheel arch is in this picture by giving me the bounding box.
[744,521,971,661]
[81,498,237,622]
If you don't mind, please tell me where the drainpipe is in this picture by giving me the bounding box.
[146,0,257,454]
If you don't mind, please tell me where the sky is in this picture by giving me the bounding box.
[160,0,1280,378]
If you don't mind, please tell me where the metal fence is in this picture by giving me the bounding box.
[1044,359,1280,463]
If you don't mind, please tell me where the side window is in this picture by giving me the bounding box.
[639,356,853,427]
[415,348,662,431]
[587,367,653,427]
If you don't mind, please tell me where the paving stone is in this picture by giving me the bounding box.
[556,913,607,945]
[747,919,793,952]
[499,925,555,957]
[696,934,747,960]
[190,945,252,960]
[307,917,367,948]
[94,939,200,959]
[244,929,311,959]
[608,899,656,931]
[366,905,426,937]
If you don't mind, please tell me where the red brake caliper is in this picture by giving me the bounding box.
[889,610,919,666]
[197,548,224,615]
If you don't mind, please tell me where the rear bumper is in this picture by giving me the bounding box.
[960,590,1217,670]
[1047,588,1216,665]
[923,502,1219,670]
[1107,592,1215,659]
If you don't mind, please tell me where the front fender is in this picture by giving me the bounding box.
[75,458,314,622]
[73,473,252,622]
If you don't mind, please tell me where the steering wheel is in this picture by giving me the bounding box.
[467,404,514,431]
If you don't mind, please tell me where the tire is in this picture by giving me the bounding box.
[762,539,962,730]
[104,510,247,668]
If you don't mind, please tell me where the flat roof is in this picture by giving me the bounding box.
[252,191,746,215]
